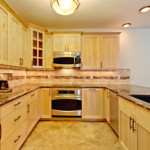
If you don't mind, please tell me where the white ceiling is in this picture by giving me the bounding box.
[5,0,150,29]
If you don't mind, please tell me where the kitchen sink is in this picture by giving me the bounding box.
[130,95,150,103]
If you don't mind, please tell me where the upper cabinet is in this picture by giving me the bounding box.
[81,35,101,69]
[9,15,22,66]
[81,33,120,70]
[53,33,81,52]
[30,28,45,68]
[0,4,8,65]
[45,33,53,69]
[21,27,29,68]
[101,34,119,68]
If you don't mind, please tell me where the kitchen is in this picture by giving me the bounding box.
[0,0,150,150]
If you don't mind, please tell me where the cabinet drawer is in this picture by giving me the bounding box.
[1,94,28,119]
[28,90,38,104]
[1,121,27,150]
[1,104,27,142]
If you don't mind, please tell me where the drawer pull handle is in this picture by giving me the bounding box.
[14,116,21,122]
[27,104,30,113]
[14,135,21,143]
[14,102,21,106]
[31,94,35,97]
[133,119,136,132]
[129,117,133,130]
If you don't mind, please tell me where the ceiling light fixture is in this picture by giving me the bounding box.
[51,0,80,16]
[122,23,131,28]
[139,6,150,13]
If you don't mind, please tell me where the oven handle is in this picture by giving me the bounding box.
[52,96,82,101]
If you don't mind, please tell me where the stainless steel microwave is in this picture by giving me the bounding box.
[53,52,81,68]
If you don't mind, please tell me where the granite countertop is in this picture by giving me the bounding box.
[0,83,150,110]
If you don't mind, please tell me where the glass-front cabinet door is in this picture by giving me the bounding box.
[31,29,45,68]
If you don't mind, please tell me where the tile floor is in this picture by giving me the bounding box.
[21,121,122,150]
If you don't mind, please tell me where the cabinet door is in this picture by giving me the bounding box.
[0,4,8,65]
[31,29,45,68]
[27,99,37,134]
[9,16,21,66]
[67,34,81,52]
[82,88,103,119]
[22,27,29,67]
[101,34,119,68]
[45,34,53,68]
[135,105,150,150]
[81,35,101,70]
[53,34,66,52]
[40,88,51,119]
[119,97,136,150]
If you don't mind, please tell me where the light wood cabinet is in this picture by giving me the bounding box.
[45,33,53,69]
[0,4,8,65]
[30,28,45,68]
[21,27,29,68]
[81,35,101,70]
[82,88,103,119]
[103,89,110,123]
[53,33,81,52]
[119,96,150,150]
[101,34,119,68]
[27,90,39,134]
[81,33,120,70]
[9,15,22,66]
[40,88,51,119]
[0,94,28,150]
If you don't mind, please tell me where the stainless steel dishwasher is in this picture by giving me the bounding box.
[109,90,119,135]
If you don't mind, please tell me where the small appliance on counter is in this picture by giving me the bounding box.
[0,73,12,93]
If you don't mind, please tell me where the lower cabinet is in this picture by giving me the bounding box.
[0,89,40,150]
[119,96,150,150]
[40,88,51,119]
[82,88,104,119]
[27,90,40,135]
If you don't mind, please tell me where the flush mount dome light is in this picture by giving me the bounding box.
[122,23,131,28]
[139,6,150,13]
[51,0,80,15]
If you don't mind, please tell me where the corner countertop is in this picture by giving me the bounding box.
[0,83,150,110]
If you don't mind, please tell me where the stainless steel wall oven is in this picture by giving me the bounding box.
[51,88,82,117]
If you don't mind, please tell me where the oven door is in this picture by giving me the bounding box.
[51,96,82,117]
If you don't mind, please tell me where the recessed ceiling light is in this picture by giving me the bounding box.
[139,6,150,13]
[122,23,131,28]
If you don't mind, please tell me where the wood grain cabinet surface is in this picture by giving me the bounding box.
[0,89,40,150]
[119,97,150,150]
[81,33,119,70]
[82,88,104,119]
[40,88,52,119]
[0,4,8,65]
[53,33,81,52]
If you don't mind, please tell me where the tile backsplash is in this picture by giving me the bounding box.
[0,68,130,87]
